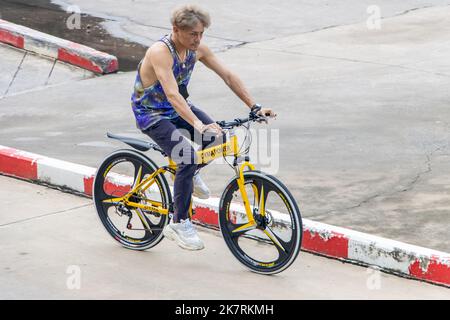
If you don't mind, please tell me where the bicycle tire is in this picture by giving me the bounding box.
[93,149,172,250]
[219,170,302,274]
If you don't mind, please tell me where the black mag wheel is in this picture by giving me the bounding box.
[93,149,172,250]
[219,171,302,274]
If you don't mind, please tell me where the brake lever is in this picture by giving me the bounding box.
[216,120,226,127]
[256,116,268,124]
[249,111,259,120]
[249,110,268,124]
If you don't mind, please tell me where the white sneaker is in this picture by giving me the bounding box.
[163,219,205,250]
[193,173,210,199]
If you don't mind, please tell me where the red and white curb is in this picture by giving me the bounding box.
[0,19,118,74]
[1,144,449,287]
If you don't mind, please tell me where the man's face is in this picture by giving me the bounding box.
[174,22,204,51]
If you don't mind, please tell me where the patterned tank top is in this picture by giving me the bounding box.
[131,34,196,130]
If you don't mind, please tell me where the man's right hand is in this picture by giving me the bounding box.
[200,122,223,135]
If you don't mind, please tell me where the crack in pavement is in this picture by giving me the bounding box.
[243,47,450,78]
[137,4,448,45]
[215,41,249,53]
[119,4,450,54]
[51,0,248,45]
[312,145,447,219]
[396,145,446,195]
[2,51,27,98]
[101,19,249,49]
[225,4,450,76]
[392,5,435,17]
[0,203,93,228]
[51,1,450,55]
[43,58,57,86]
[274,5,438,39]
[226,4,450,51]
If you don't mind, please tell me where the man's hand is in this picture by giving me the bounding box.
[199,122,223,135]
[257,108,277,118]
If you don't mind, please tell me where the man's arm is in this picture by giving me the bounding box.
[198,44,276,117]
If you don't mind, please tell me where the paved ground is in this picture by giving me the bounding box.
[0,42,95,98]
[1,4,449,253]
[1,175,449,299]
[5,0,450,71]
[50,0,450,49]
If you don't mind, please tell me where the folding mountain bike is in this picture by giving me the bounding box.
[92,110,303,274]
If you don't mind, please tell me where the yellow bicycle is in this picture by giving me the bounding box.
[93,110,302,274]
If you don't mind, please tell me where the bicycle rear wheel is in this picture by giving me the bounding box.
[93,149,172,250]
[219,171,302,274]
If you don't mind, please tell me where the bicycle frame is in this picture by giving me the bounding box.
[102,129,259,225]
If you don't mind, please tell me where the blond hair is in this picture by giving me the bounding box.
[170,4,211,29]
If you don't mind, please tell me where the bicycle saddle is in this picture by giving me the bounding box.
[106,132,166,156]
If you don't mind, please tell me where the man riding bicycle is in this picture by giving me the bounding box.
[131,4,276,251]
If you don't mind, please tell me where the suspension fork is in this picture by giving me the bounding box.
[235,161,256,224]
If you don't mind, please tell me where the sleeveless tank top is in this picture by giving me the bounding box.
[131,34,196,130]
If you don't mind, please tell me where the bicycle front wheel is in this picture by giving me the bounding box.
[219,171,302,274]
[93,149,172,251]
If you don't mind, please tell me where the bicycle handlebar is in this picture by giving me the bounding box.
[216,110,267,129]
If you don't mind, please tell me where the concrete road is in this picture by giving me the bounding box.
[50,0,450,49]
[0,174,449,299]
[0,43,95,98]
[1,5,450,252]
